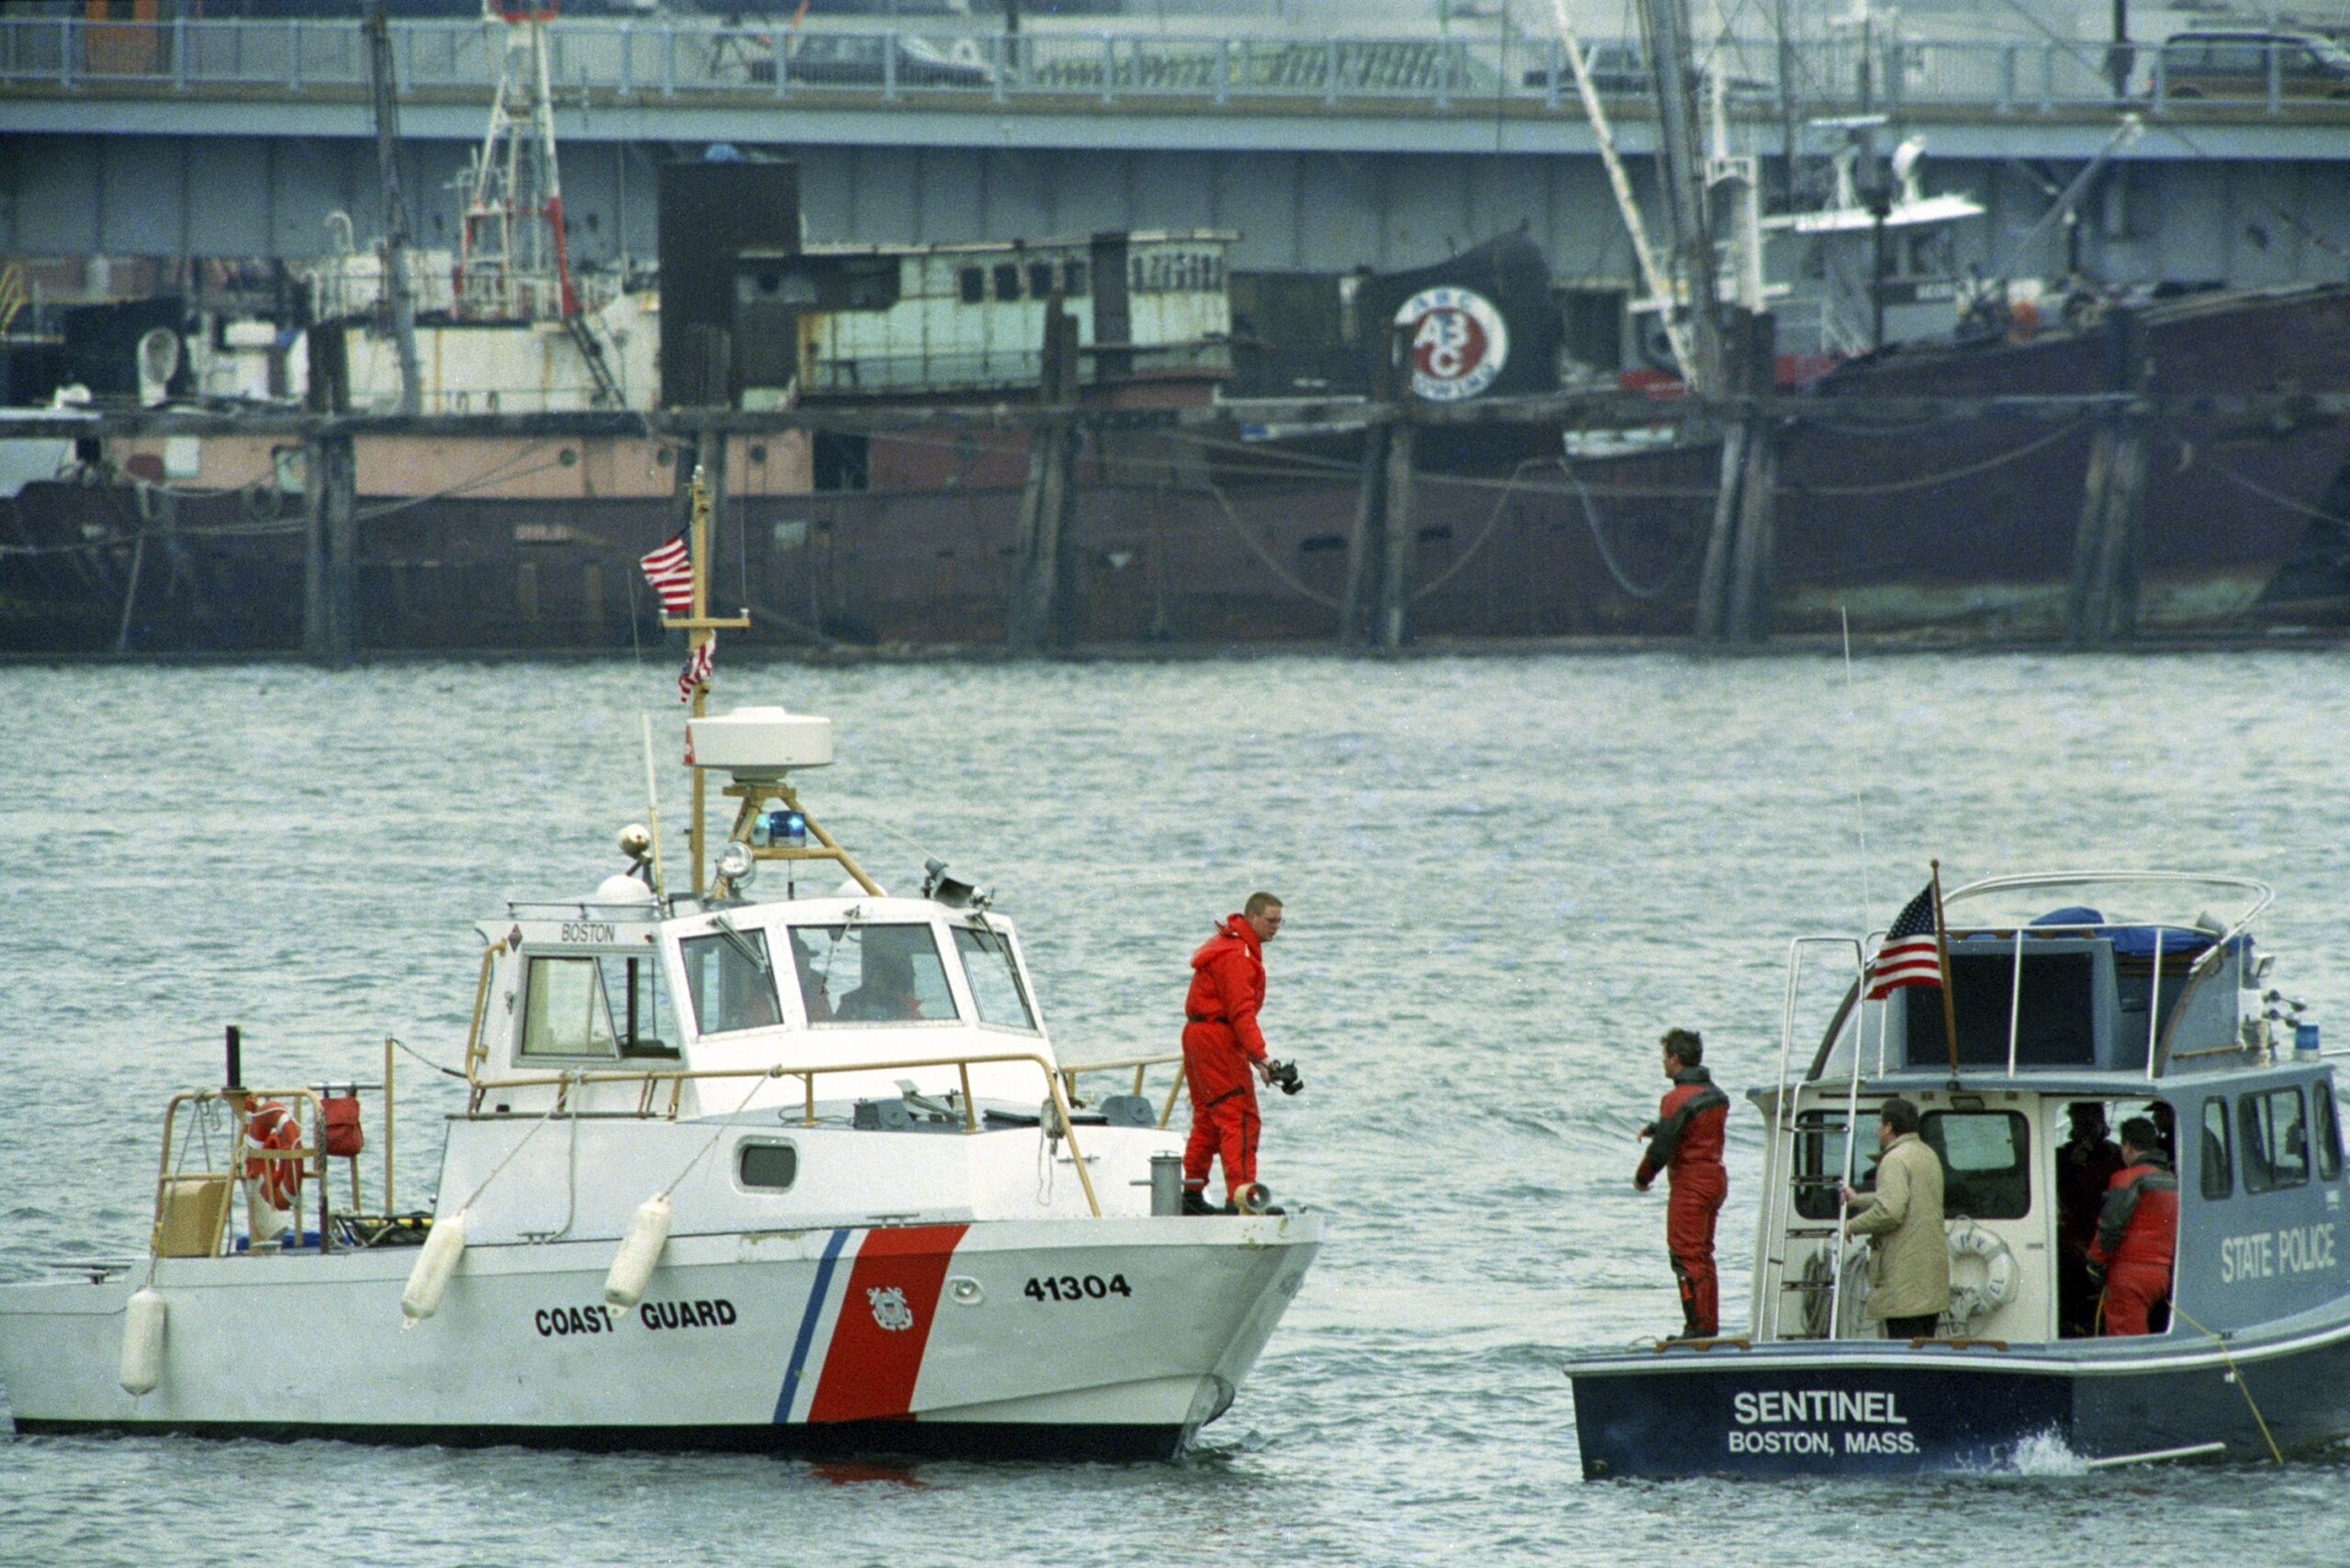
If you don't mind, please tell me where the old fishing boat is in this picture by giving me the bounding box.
[0,476,1319,1458]
[1569,870,2350,1476]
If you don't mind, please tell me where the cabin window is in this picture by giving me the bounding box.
[2200,1097,2233,1199]
[1062,260,1089,297]
[2241,1088,2311,1193]
[519,952,677,1060]
[957,267,985,305]
[680,928,783,1035]
[1789,1108,1852,1221]
[991,263,1022,302]
[1904,949,2098,1069]
[953,924,1038,1031]
[1027,262,1057,299]
[1921,1111,2031,1220]
[790,923,957,1025]
[520,957,620,1059]
[2316,1081,2344,1182]
[735,1138,798,1192]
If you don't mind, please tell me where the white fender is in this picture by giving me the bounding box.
[603,1193,673,1309]
[400,1209,469,1326]
[1944,1221,2020,1328]
[118,1287,166,1395]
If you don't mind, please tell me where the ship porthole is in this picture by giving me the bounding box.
[947,1276,983,1306]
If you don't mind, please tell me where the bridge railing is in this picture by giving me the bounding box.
[4,17,2344,118]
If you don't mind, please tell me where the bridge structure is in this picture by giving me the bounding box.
[6,15,2350,299]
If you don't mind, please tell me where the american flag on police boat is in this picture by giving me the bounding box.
[677,634,715,703]
[1866,882,1943,1000]
[638,531,694,615]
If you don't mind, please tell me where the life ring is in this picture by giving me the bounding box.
[243,1100,304,1211]
[1799,1246,1871,1339]
[1944,1221,2019,1328]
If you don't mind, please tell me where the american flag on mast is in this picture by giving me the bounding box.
[638,531,695,615]
[677,635,715,704]
[1866,882,1943,999]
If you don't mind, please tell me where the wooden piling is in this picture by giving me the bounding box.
[1009,299,1081,655]
[1724,312,1780,643]
[1377,416,1416,650]
[2066,309,2150,646]
[1696,308,1779,644]
[301,434,356,667]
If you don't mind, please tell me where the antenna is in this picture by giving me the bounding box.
[1839,605,1874,937]
[640,711,666,897]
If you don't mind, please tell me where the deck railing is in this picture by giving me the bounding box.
[464,1046,1196,1217]
[7,17,2345,119]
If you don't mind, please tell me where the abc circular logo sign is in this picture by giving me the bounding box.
[1395,286,1510,402]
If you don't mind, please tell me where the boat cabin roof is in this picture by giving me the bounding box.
[1807,871,2278,1085]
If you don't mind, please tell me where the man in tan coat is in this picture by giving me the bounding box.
[1839,1096,1951,1339]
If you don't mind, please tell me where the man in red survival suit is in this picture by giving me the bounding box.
[2088,1114,2179,1336]
[1634,1027,1731,1338]
[1181,892,1283,1215]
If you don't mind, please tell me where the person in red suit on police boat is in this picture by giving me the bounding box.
[1635,1027,1731,1339]
[2088,1115,2179,1337]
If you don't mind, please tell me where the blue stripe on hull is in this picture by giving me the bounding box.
[774,1228,852,1424]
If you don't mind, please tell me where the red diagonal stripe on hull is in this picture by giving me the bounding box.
[806,1224,969,1424]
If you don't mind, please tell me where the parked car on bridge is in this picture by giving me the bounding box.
[746,31,995,90]
[1520,41,1774,101]
[2157,30,2350,98]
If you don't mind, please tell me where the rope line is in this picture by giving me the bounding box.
[1410,458,1550,601]
[1795,419,2095,497]
[1563,461,1707,600]
[1199,476,1344,610]
[2168,1304,2286,1464]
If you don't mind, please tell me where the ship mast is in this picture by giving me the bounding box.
[455,0,580,323]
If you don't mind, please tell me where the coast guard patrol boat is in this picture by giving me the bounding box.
[1570,871,2350,1476]
[0,477,1319,1460]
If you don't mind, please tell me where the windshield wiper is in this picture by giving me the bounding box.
[709,913,772,972]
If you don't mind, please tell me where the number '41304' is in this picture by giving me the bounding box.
[1024,1274,1132,1302]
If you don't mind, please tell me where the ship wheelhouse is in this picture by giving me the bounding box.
[1751,873,2346,1347]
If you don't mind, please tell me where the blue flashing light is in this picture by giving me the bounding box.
[764,809,808,848]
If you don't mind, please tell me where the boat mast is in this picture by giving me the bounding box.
[1542,0,1696,386]
[668,466,748,896]
[364,3,423,416]
[1639,0,1726,396]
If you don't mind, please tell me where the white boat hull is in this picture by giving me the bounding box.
[0,1215,1319,1461]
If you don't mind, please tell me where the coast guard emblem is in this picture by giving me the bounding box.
[868,1286,915,1332]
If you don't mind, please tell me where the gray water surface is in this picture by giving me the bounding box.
[3,651,2346,1566]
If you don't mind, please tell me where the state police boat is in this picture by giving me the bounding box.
[1568,871,2350,1477]
[0,487,1319,1461]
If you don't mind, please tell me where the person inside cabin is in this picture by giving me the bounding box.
[2056,1103,2126,1338]
[836,941,924,1023]
[2088,1115,2178,1337]
[1633,1027,1729,1340]
[2144,1100,2178,1161]
[1840,1096,1952,1341]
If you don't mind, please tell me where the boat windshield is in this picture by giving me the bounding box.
[790,923,958,1025]
[680,928,783,1035]
[953,924,1037,1031]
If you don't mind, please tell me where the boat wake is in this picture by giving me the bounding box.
[1993,1428,2090,1477]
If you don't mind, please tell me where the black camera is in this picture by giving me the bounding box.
[1265,1058,1304,1096]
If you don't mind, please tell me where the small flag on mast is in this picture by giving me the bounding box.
[677,634,715,703]
[639,531,694,615]
[1866,883,1942,1000]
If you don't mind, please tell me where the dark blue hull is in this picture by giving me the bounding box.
[1568,1317,2350,1479]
